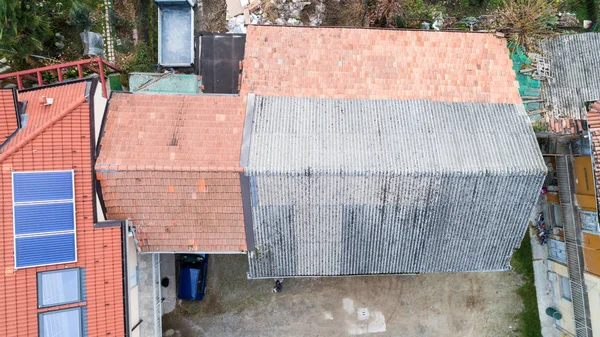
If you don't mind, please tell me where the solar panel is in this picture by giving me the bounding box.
[14,203,75,235]
[12,171,77,269]
[13,171,73,202]
[15,234,76,268]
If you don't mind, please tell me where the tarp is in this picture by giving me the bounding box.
[80,30,105,58]
[509,44,542,116]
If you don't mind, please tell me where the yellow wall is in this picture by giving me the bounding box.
[573,156,597,212]
[584,233,600,277]
[576,194,597,212]
[547,192,560,204]
[551,261,576,335]
[584,272,600,337]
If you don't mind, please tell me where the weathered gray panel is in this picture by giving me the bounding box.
[245,97,546,278]
[246,98,544,175]
[247,171,542,277]
[250,205,297,277]
[541,33,600,119]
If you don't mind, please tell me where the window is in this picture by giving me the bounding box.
[39,307,85,337]
[129,265,139,289]
[560,275,572,301]
[548,204,563,228]
[38,269,84,308]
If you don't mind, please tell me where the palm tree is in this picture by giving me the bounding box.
[0,1,52,71]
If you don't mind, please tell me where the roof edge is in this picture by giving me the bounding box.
[95,164,244,175]
[18,78,94,94]
[0,95,87,164]
[246,24,502,36]
[244,167,547,176]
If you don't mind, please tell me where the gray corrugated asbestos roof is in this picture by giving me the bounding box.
[246,97,545,175]
[541,33,600,119]
[244,96,546,278]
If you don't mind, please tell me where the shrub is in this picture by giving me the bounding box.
[128,42,154,73]
[532,121,549,132]
[120,42,155,88]
[394,0,443,28]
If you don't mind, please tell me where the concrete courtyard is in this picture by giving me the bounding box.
[162,254,525,337]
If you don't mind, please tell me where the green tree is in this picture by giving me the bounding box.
[68,1,93,31]
[0,1,52,70]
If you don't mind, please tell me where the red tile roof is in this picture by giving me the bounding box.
[242,26,521,104]
[96,93,246,252]
[0,89,18,144]
[587,102,600,208]
[0,81,124,336]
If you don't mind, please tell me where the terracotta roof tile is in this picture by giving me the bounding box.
[0,89,18,145]
[96,93,246,252]
[0,81,123,336]
[0,82,88,160]
[585,102,600,206]
[96,93,244,170]
[242,26,521,104]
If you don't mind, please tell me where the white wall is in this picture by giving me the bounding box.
[93,78,108,222]
[127,234,141,337]
[584,272,600,337]
[550,261,575,335]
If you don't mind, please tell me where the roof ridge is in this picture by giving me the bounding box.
[95,163,244,173]
[0,95,87,164]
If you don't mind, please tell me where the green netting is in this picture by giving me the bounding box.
[509,43,541,115]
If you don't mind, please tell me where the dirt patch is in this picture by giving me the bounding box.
[320,0,366,26]
[163,255,524,337]
[196,0,228,33]
[114,0,137,22]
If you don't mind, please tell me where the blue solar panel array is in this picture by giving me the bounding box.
[12,171,77,269]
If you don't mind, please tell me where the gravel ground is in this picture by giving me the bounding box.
[163,254,524,337]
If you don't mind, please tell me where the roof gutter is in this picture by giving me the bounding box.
[138,250,247,254]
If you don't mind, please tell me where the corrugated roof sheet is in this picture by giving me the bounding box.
[541,33,600,119]
[244,96,546,277]
[246,97,544,174]
[0,81,124,336]
[242,26,521,104]
[0,89,18,145]
[96,93,247,252]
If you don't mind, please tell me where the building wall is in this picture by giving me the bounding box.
[572,156,596,212]
[584,272,600,337]
[129,288,141,337]
[547,192,560,204]
[94,85,107,223]
[583,232,600,277]
[127,234,141,337]
[550,261,576,335]
[0,101,124,336]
